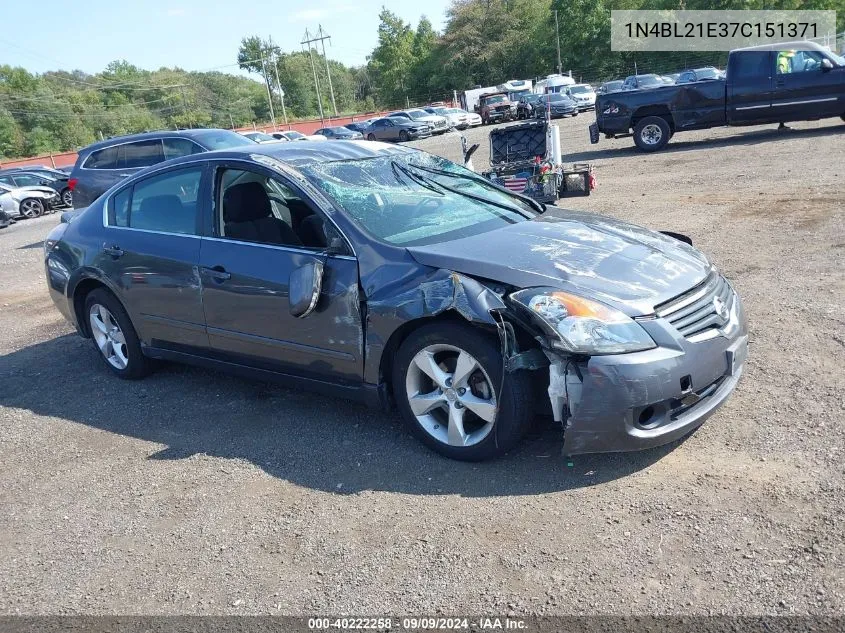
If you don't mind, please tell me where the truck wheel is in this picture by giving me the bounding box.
[634,116,671,152]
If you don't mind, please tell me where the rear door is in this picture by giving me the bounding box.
[197,161,363,384]
[98,164,209,351]
[727,51,775,124]
[772,49,845,121]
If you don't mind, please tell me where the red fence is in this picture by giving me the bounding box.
[0,111,394,170]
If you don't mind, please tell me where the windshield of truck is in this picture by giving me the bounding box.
[302,153,536,247]
[483,95,507,105]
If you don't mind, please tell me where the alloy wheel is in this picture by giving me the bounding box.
[61,189,73,207]
[405,344,498,447]
[19,199,43,218]
[89,303,129,370]
[641,123,663,146]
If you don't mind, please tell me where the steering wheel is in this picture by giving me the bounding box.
[413,196,444,214]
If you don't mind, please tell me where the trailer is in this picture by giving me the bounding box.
[459,86,498,114]
[496,79,534,102]
[533,73,575,95]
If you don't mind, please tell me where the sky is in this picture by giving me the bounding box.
[1,0,453,77]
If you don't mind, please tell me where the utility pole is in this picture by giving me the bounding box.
[229,112,235,130]
[315,25,338,116]
[302,28,325,122]
[269,36,288,124]
[179,85,190,129]
[260,53,277,130]
[554,10,562,75]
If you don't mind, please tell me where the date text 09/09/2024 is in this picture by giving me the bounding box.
[308,617,528,630]
[624,21,818,39]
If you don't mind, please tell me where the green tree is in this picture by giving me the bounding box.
[368,8,415,107]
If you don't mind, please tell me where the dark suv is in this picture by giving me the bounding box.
[68,129,254,208]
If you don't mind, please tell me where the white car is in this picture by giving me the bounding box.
[455,108,482,127]
[423,106,467,130]
[271,130,327,142]
[240,131,282,144]
[0,183,60,218]
[565,84,597,111]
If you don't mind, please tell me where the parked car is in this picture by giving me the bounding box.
[0,182,61,218]
[43,140,747,461]
[313,126,363,140]
[366,117,431,142]
[534,93,579,119]
[452,108,482,127]
[0,168,72,207]
[272,131,305,141]
[593,41,845,152]
[565,84,597,110]
[0,207,11,229]
[68,129,256,209]
[423,106,467,129]
[659,75,676,84]
[344,122,372,135]
[621,74,665,90]
[240,131,280,143]
[516,94,545,119]
[597,80,625,95]
[390,109,449,135]
[676,67,722,84]
[478,92,516,125]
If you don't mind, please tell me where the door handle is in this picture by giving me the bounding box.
[102,243,124,258]
[118,173,132,178]
[203,265,231,281]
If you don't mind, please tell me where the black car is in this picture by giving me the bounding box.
[45,141,747,461]
[676,67,722,84]
[621,74,665,90]
[365,117,431,142]
[596,80,625,95]
[516,94,544,119]
[313,126,364,140]
[68,129,255,208]
[0,168,73,207]
[533,93,579,119]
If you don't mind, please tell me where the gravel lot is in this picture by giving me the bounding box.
[1,117,843,616]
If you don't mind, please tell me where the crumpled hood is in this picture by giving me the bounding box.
[406,208,711,316]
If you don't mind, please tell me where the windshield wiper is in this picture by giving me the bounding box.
[391,160,445,196]
[404,163,541,216]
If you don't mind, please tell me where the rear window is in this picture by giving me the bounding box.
[730,51,770,80]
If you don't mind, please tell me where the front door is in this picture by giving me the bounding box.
[198,161,363,385]
[97,164,209,351]
[772,49,845,121]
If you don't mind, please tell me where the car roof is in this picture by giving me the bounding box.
[78,128,237,153]
[733,40,827,53]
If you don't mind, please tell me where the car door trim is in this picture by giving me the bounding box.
[734,104,772,110]
[771,96,839,107]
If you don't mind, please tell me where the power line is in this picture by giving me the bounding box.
[301,28,325,121]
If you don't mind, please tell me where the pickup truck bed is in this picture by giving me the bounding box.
[592,41,845,151]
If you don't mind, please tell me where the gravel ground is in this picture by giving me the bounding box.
[1,117,843,616]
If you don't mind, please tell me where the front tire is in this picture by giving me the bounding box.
[84,288,154,379]
[392,322,533,461]
[633,116,671,152]
[19,198,44,218]
[399,130,409,142]
[367,133,376,141]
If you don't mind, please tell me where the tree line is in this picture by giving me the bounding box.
[1,0,842,160]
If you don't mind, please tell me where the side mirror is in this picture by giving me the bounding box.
[821,58,833,71]
[289,260,324,318]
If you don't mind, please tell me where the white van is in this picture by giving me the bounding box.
[533,74,576,95]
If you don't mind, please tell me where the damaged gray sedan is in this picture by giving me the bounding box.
[45,141,747,461]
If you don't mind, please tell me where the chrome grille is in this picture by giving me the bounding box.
[654,271,734,340]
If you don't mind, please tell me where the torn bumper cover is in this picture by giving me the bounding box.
[549,299,748,455]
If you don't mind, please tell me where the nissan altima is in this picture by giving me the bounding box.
[45,141,747,461]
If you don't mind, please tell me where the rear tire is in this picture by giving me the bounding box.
[19,198,44,218]
[84,288,154,379]
[633,116,671,152]
[61,188,73,207]
[392,322,534,461]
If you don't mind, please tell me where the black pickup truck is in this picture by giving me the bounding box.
[591,41,845,151]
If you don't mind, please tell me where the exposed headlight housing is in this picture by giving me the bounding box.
[510,288,655,355]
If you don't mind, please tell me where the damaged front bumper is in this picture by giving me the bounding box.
[547,297,748,455]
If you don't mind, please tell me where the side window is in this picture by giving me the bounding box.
[217,167,328,249]
[788,51,825,73]
[122,140,165,169]
[109,167,202,235]
[163,138,202,160]
[0,176,14,186]
[731,52,771,80]
[13,174,44,186]
[85,146,119,169]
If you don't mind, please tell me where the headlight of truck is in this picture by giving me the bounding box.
[510,288,655,355]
